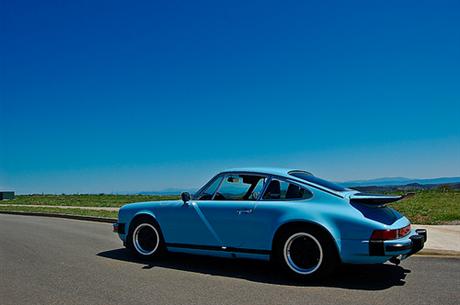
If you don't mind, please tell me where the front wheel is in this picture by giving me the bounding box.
[127,218,164,258]
[274,227,338,279]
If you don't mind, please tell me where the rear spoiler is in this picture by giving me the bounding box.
[349,192,414,205]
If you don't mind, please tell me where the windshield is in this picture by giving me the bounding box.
[289,171,347,192]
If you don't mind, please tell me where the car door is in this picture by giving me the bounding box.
[157,176,224,247]
[195,174,268,249]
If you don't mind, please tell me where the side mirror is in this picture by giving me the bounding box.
[181,192,191,204]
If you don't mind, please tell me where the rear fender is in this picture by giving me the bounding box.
[275,214,342,256]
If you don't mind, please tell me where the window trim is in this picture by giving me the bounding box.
[195,171,326,201]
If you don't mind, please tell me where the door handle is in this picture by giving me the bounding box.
[236,208,253,215]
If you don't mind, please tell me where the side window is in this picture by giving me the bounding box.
[262,178,312,200]
[197,176,223,200]
[214,174,266,201]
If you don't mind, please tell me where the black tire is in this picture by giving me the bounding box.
[273,225,339,280]
[126,217,165,258]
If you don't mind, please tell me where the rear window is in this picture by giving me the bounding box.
[289,171,347,192]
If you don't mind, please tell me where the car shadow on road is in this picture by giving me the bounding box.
[97,248,411,290]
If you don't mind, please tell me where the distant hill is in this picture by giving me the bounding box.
[136,187,197,195]
[349,182,460,193]
[117,176,460,195]
[341,176,460,187]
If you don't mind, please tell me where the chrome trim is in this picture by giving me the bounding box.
[236,208,253,215]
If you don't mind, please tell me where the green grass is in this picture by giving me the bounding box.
[3,194,179,207]
[0,205,118,219]
[389,189,460,224]
[0,190,458,224]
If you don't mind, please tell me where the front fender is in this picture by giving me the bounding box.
[117,206,159,242]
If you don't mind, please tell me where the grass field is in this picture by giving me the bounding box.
[2,194,179,207]
[0,190,458,224]
[389,189,460,224]
[0,205,118,219]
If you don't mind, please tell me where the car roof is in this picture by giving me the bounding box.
[222,167,311,178]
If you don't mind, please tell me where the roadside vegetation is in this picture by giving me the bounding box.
[389,189,460,225]
[0,190,458,224]
[0,205,117,219]
[1,194,179,207]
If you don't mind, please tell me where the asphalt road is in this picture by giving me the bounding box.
[1,214,459,305]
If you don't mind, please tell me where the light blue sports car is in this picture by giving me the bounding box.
[113,168,426,279]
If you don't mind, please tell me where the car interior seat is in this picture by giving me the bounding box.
[264,180,281,199]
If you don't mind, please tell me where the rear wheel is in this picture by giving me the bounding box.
[274,226,338,279]
[127,218,164,258]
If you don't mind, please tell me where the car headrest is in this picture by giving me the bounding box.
[265,180,281,199]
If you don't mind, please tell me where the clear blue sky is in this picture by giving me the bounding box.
[1,0,459,194]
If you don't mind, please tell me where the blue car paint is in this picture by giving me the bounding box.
[117,167,414,264]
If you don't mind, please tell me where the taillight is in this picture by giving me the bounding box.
[371,224,411,240]
[398,224,411,237]
[371,229,398,240]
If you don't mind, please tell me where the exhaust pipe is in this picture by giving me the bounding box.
[389,256,401,265]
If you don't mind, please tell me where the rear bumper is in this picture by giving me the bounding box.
[369,228,427,257]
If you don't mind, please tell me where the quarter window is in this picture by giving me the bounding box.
[262,178,312,200]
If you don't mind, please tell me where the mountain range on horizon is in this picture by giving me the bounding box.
[339,176,460,187]
[130,176,460,195]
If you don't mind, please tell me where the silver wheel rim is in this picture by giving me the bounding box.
[133,223,160,256]
[283,232,323,275]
